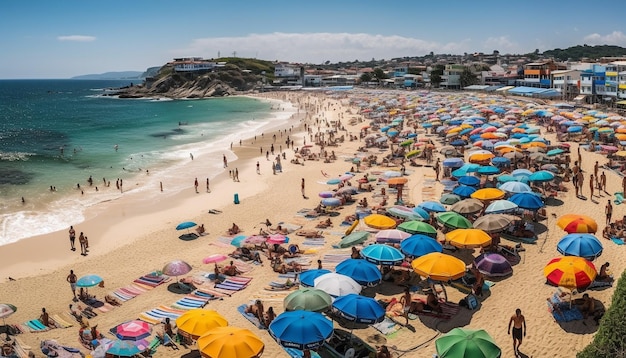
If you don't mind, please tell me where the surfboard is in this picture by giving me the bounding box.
[345,219,359,236]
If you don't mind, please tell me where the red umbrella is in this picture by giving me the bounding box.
[116,320,152,341]
[544,257,597,290]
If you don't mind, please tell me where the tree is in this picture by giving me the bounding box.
[360,73,372,83]
[460,66,479,88]
[429,64,444,88]
[373,68,388,81]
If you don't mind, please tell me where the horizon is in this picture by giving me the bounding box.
[2,0,626,79]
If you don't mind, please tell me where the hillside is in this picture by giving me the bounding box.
[71,71,145,80]
[543,45,626,61]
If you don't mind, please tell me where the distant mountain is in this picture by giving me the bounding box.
[71,71,144,80]
[542,45,626,61]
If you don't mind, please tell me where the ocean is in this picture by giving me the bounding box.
[0,79,294,246]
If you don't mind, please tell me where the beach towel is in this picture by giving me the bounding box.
[51,314,74,328]
[552,306,583,322]
[372,317,399,336]
[172,298,206,310]
[284,347,322,358]
[237,304,266,329]
[24,319,49,332]
[611,237,625,245]
[615,192,624,205]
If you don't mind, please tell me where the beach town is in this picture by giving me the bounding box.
[2,87,626,358]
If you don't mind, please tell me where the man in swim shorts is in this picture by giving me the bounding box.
[508,308,526,357]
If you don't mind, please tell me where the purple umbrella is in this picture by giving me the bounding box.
[474,252,512,277]
[163,260,193,289]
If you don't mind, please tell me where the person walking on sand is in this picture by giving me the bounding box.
[67,270,78,302]
[206,178,210,193]
[235,168,239,182]
[301,178,306,199]
[194,178,199,193]
[256,161,260,174]
[69,226,76,251]
[223,154,228,168]
[606,200,613,226]
[508,308,526,357]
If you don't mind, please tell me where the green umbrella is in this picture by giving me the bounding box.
[436,212,472,229]
[436,328,501,358]
[440,193,462,205]
[338,231,370,248]
[284,288,332,312]
[397,221,437,237]
[400,139,414,147]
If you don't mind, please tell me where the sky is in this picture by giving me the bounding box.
[2,0,626,79]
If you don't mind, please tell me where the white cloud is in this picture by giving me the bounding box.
[482,36,519,53]
[172,32,473,63]
[583,31,626,46]
[57,35,96,42]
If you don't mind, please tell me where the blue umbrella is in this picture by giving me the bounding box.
[458,176,480,186]
[477,166,500,175]
[451,164,481,177]
[105,339,144,357]
[418,201,447,213]
[332,294,385,324]
[400,234,443,258]
[511,169,533,180]
[269,310,333,350]
[360,244,404,265]
[567,126,583,133]
[485,200,518,214]
[443,158,465,168]
[76,274,103,288]
[176,221,197,231]
[335,259,382,287]
[491,157,511,167]
[412,207,431,220]
[529,170,555,182]
[546,148,565,157]
[509,192,544,210]
[380,126,390,132]
[321,198,341,207]
[496,175,517,183]
[450,139,467,147]
[299,269,332,287]
[499,181,532,194]
[453,185,477,198]
[557,234,603,260]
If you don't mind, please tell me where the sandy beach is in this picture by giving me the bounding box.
[1,89,623,358]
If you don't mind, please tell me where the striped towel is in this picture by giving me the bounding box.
[51,314,74,328]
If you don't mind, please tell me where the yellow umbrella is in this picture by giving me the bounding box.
[497,146,522,154]
[411,253,466,281]
[445,228,492,249]
[176,309,228,339]
[198,326,264,358]
[471,188,505,201]
[363,214,397,230]
[468,151,495,163]
[616,151,626,157]
[447,127,463,134]
[615,133,626,141]
[521,142,547,149]
[556,214,598,234]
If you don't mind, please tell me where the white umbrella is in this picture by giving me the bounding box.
[314,273,362,297]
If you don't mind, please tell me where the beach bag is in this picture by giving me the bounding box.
[460,294,479,310]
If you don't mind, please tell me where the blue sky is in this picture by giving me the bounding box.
[1,0,626,79]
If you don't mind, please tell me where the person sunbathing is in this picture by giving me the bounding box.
[221,261,241,276]
[228,223,241,235]
[351,247,361,259]
[284,244,301,258]
[40,307,56,328]
[196,224,206,235]
[105,295,122,306]
[358,197,369,208]
[245,300,265,323]
[271,225,290,235]
[271,257,301,274]
[316,218,332,228]
[69,304,82,321]
[424,291,443,313]
[263,307,276,328]
[576,293,596,319]
[597,262,613,282]
[296,229,323,238]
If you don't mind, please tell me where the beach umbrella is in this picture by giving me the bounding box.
[198,326,264,358]
[458,176,480,186]
[361,244,405,265]
[299,269,331,287]
[202,254,228,264]
[105,339,144,357]
[498,181,532,194]
[321,198,341,207]
[412,206,431,220]
[411,253,466,281]
[405,149,421,159]
[509,192,544,210]
[383,170,402,178]
[418,201,447,213]
[332,294,385,324]
[496,174,517,183]
[528,170,555,182]
[397,221,438,237]
[269,310,333,350]
[336,259,382,286]
[511,169,533,179]
[544,256,597,290]
[318,191,334,198]
[284,288,332,313]
[484,199,518,214]
[446,228,492,248]
[443,158,465,168]
[440,193,462,205]
[471,188,505,201]
[387,206,424,221]
[176,309,228,340]
[557,215,598,234]
[400,234,443,258]
[339,173,354,181]
[436,212,473,229]
[0,304,17,327]
[450,198,484,215]
[557,234,603,260]
[162,260,193,288]
[338,231,370,248]
[491,156,511,167]
[472,214,513,233]
[267,234,289,245]
[336,186,358,195]
[477,166,500,175]
[326,178,341,185]
[115,320,153,341]
[468,151,495,163]
[474,253,512,277]
[452,185,477,198]
[375,229,411,243]
[76,274,103,288]
[176,221,197,231]
[435,328,501,358]
[363,214,397,230]
[314,273,362,296]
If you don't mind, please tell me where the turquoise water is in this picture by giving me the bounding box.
[0,80,289,245]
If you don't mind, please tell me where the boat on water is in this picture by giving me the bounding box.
[318,329,377,358]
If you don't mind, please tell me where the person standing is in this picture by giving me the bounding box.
[206,178,210,193]
[256,161,260,174]
[69,226,76,251]
[223,154,228,168]
[78,232,87,256]
[606,200,613,226]
[67,270,78,302]
[600,171,607,193]
[576,171,584,198]
[235,168,239,182]
[194,178,199,193]
[508,308,526,357]
[589,174,595,198]
[301,178,306,199]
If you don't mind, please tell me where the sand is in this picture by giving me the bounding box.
[0,90,622,358]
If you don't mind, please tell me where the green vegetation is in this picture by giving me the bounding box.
[459,66,479,88]
[215,57,275,79]
[543,45,626,61]
[577,270,626,358]
[430,64,445,88]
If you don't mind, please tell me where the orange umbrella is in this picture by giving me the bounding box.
[556,214,597,234]
[411,253,466,281]
[387,177,408,185]
[445,229,492,249]
[468,151,495,163]
[363,214,397,230]
[471,188,505,201]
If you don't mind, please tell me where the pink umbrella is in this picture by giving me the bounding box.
[267,234,289,245]
[162,260,192,277]
[375,229,411,244]
[340,174,354,181]
[244,235,267,245]
[202,254,228,264]
[115,320,152,341]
